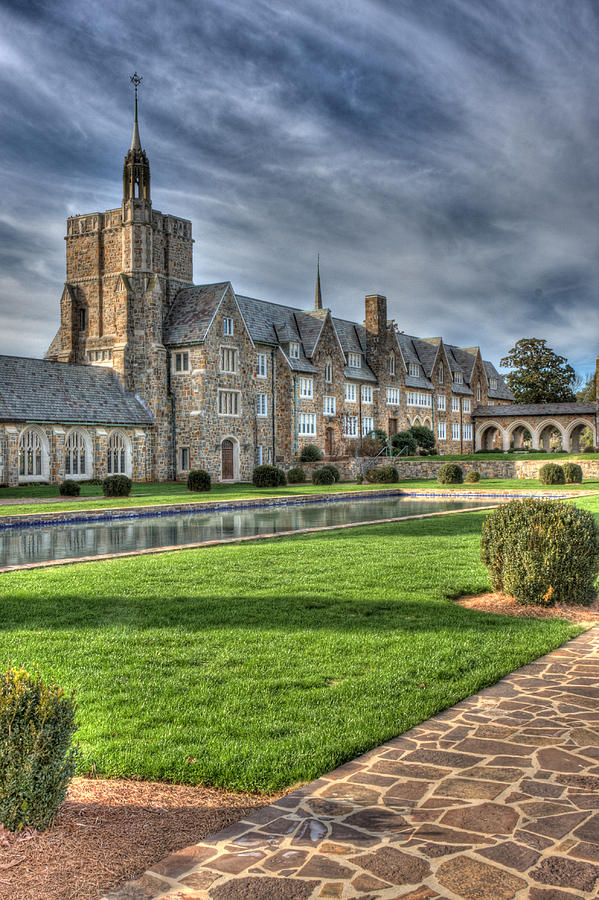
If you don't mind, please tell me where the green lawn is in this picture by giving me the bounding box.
[2,474,597,518]
[0,502,588,793]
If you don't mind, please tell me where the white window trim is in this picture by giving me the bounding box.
[343,415,359,437]
[387,387,400,406]
[438,421,446,440]
[323,395,336,416]
[437,394,446,411]
[220,345,238,374]
[257,353,267,378]
[289,342,300,359]
[299,377,314,399]
[173,351,190,374]
[361,385,373,404]
[298,412,317,435]
[348,352,362,368]
[345,383,357,403]
[256,393,268,417]
[223,317,234,336]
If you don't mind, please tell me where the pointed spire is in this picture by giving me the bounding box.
[130,72,142,151]
[314,254,323,310]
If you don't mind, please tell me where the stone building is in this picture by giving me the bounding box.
[1,92,519,486]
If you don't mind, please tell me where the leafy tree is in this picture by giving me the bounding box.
[500,338,576,403]
[576,372,596,402]
[409,425,435,452]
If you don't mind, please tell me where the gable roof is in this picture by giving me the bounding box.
[163,283,230,345]
[472,402,596,417]
[0,356,153,425]
[483,361,515,400]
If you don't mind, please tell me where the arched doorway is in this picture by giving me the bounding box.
[221,439,235,481]
[19,427,49,482]
[509,424,533,451]
[569,421,595,453]
[325,427,334,457]
[107,431,131,475]
[479,424,503,451]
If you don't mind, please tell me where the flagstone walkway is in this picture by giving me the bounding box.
[105,628,599,900]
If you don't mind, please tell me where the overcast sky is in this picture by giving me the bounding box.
[1,0,598,375]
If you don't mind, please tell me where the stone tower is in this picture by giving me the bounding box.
[46,75,195,478]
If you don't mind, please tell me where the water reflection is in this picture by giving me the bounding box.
[0,497,493,568]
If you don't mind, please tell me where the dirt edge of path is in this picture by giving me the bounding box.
[456,590,599,625]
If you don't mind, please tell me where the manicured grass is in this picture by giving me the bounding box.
[0,510,582,792]
[2,473,598,518]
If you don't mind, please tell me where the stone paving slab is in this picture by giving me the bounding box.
[103,629,599,900]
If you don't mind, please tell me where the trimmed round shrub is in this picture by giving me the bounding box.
[103,474,132,497]
[0,666,78,832]
[366,465,399,483]
[287,467,306,484]
[562,462,583,484]
[300,444,322,462]
[320,464,340,482]
[252,465,286,487]
[481,498,599,606]
[392,430,418,456]
[187,469,211,492]
[312,467,335,485]
[539,463,565,485]
[437,463,464,484]
[59,480,80,496]
[465,470,481,483]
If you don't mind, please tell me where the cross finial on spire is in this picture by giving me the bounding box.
[314,253,323,310]
[130,72,142,151]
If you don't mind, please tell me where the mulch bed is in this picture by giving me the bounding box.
[0,777,280,900]
[456,591,599,624]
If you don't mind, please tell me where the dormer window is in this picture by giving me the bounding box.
[489,377,498,390]
[348,352,361,368]
[289,342,300,359]
[453,371,463,384]
[408,363,420,377]
[223,317,234,336]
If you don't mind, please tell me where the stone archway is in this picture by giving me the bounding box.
[506,421,533,451]
[478,423,504,451]
[568,420,595,453]
[538,423,564,452]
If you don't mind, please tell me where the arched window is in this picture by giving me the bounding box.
[19,428,48,481]
[107,432,130,475]
[65,429,91,478]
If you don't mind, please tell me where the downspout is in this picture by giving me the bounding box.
[432,392,436,449]
[460,397,463,454]
[357,384,362,457]
[293,375,298,455]
[271,348,276,463]
[167,349,177,481]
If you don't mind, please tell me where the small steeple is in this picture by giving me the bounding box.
[314,254,323,310]
[123,73,151,208]
[130,72,142,151]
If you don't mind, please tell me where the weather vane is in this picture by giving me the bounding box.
[130,72,142,102]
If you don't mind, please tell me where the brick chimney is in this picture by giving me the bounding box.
[365,294,387,335]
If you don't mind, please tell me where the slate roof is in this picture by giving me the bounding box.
[164,282,510,394]
[483,360,515,401]
[0,356,153,425]
[472,402,597,417]
[163,283,230,345]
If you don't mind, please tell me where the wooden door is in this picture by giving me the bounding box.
[222,439,234,480]
[325,427,334,456]
[388,418,398,437]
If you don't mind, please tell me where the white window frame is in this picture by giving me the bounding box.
[64,428,92,480]
[343,415,358,437]
[256,444,263,466]
[348,352,361,368]
[323,395,336,416]
[438,421,446,441]
[463,423,473,441]
[438,362,444,383]
[408,362,420,377]
[489,377,498,390]
[256,393,268,416]
[437,394,446,411]
[107,431,131,476]
[361,385,373,404]
[324,362,333,383]
[477,384,482,402]
[388,354,395,375]
[174,351,190,373]
[451,396,460,412]
[452,422,460,441]
[220,346,237,374]
[257,353,267,378]
[453,371,463,384]
[362,416,374,437]
[463,398,471,413]
[223,317,234,336]
[18,427,49,482]
[289,342,300,359]
[345,383,357,403]
[298,412,316,436]
[299,377,314,399]
[218,390,240,416]
[387,387,400,406]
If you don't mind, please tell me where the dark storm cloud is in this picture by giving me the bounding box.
[1,0,598,372]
